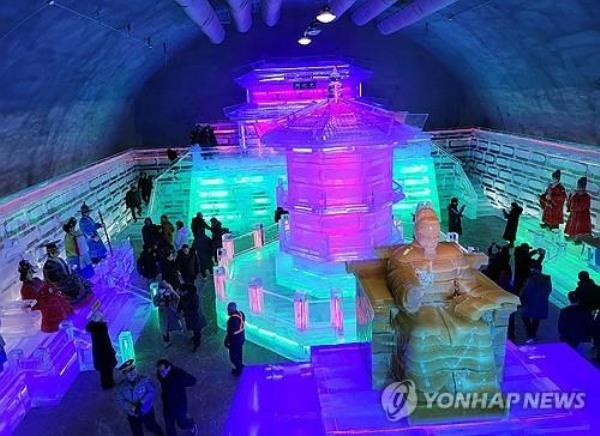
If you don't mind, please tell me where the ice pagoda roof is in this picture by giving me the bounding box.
[261,98,424,149]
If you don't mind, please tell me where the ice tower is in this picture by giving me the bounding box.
[214,69,428,360]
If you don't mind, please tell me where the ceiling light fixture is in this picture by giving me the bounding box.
[305,22,322,37]
[297,33,312,45]
[316,6,336,24]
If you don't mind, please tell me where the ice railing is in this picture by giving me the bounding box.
[213,222,349,340]
[431,143,478,219]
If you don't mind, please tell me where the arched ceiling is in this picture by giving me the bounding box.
[0,0,598,196]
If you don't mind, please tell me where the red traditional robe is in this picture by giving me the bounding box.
[565,191,592,237]
[21,278,73,333]
[540,183,567,227]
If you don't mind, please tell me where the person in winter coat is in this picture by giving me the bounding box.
[210,217,229,261]
[116,360,164,436]
[153,281,181,347]
[156,359,199,436]
[125,186,143,222]
[174,221,189,251]
[574,271,600,313]
[520,263,553,342]
[159,250,182,291]
[142,218,160,248]
[447,197,465,235]
[514,244,545,293]
[192,233,213,280]
[175,245,200,285]
[225,302,245,376]
[0,333,6,373]
[160,215,175,247]
[190,212,210,239]
[502,202,523,246]
[137,244,160,281]
[558,292,594,349]
[86,310,117,389]
[178,284,207,352]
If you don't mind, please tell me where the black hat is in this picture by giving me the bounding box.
[18,260,35,274]
[80,203,92,213]
[42,241,60,251]
[577,177,587,190]
[552,169,561,180]
[62,217,77,232]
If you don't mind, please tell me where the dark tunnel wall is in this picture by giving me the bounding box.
[1,0,599,197]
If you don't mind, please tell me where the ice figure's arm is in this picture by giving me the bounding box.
[386,261,424,314]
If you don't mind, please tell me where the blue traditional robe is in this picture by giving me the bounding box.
[79,215,108,262]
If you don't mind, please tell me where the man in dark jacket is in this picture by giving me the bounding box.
[225,302,245,376]
[125,186,142,222]
[502,202,523,247]
[191,212,210,239]
[514,244,545,292]
[447,197,465,235]
[210,217,229,262]
[142,218,160,248]
[558,291,594,349]
[574,271,600,312]
[138,244,160,281]
[178,284,207,352]
[175,245,200,285]
[156,359,198,436]
[159,250,182,291]
[86,310,117,389]
[520,263,553,342]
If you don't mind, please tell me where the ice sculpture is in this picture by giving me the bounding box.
[350,204,520,421]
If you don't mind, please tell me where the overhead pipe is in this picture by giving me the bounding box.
[226,0,253,32]
[262,0,283,27]
[351,0,398,26]
[330,0,358,19]
[174,0,225,44]
[378,0,458,35]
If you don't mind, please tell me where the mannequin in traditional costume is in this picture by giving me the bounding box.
[43,242,93,308]
[79,203,108,263]
[63,217,94,278]
[539,169,567,229]
[565,176,592,239]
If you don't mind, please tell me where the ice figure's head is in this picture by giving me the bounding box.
[413,203,440,258]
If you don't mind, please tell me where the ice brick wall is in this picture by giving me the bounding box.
[432,129,600,230]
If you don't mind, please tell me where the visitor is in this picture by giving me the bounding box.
[19,260,72,332]
[159,249,182,291]
[174,221,189,251]
[63,216,94,278]
[79,203,108,263]
[192,231,213,280]
[175,244,200,285]
[142,218,160,248]
[224,302,245,376]
[160,215,175,247]
[210,217,229,262]
[43,242,94,308]
[520,263,552,343]
[138,172,153,205]
[86,309,117,390]
[116,359,164,436]
[485,242,511,283]
[513,244,545,292]
[153,281,181,347]
[178,284,207,353]
[137,244,160,281]
[502,202,523,247]
[191,212,210,239]
[167,148,178,164]
[558,292,593,349]
[274,206,289,224]
[126,185,143,222]
[156,359,199,436]
[573,271,600,313]
[447,197,465,235]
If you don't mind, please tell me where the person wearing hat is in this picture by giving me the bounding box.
[63,217,94,279]
[116,359,164,436]
[224,302,245,375]
[514,243,545,293]
[539,169,567,229]
[565,176,592,239]
[43,242,94,308]
[19,260,72,332]
[79,203,108,263]
[209,217,229,262]
[86,309,117,389]
[125,185,143,222]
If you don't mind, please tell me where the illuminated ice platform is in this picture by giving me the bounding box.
[225,342,600,435]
